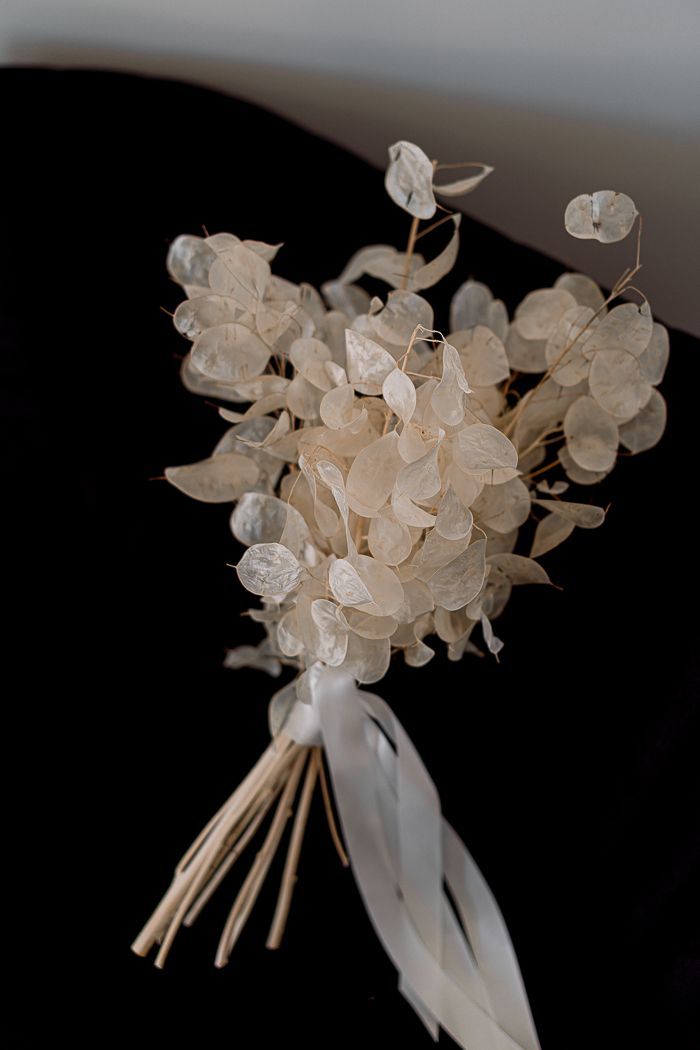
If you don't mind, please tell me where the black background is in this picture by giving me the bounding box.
[3,68,698,1049]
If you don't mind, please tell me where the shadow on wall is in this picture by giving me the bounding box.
[8,40,699,336]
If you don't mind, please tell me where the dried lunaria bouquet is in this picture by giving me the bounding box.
[132,140,668,1050]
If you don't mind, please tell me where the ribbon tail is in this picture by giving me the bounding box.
[308,664,541,1050]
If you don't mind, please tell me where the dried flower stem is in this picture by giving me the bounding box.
[401,215,420,290]
[318,749,349,867]
[267,748,321,949]
[215,748,309,967]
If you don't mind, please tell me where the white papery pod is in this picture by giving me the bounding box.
[192,323,271,382]
[347,431,403,515]
[396,442,442,502]
[487,554,552,586]
[383,368,417,424]
[514,288,577,341]
[588,348,651,419]
[407,215,461,293]
[545,306,596,387]
[618,388,667,453]
[480,611,504,658]
[167,234,218,288]
[370,290,434,347]
[451,326,510,387]
[237,542,306,597]
[230,491,312,556]
[427,539,487,611]
[505,327,547,374]
[308,599,350,667]
[583,302,653,358]
[346,330,398,395]
[532,499,606,529]
[564,395,619,472]
[435,486,474,540]
[558,444,612,486]
[431,342,473,426]
[471,477,531,534]
[564,190,638,243]
[392,489,437,528]
[165,452,259,503]
[453,424,518,474]
[530,514,576,558]
[433,163,493,197]
[554,272,606,313]
[173,294,243,339]
[208,243,270,310]
[340,632,391,683]
[223,640,283,678]
[368,509,414,565]
[638,323,670,385]
[289,338,333,391]
[329,558,373,606]
[385,140,437,219]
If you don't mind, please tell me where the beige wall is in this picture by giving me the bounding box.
[5,1,699,334]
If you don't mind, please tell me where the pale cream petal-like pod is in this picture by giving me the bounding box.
[404,639,436,667]
[191,323,270,382]
[165,452,259,503]
[505,327,548,374]
[450,326,510,387]
[208,243,270,311]
[309,599,350,667]
[343,610,398,639]
[352,555,405,617]
[433,164,493,197]
[583,302,653,358]
[329,558,373,606]
[368,509,413,565]
[588,348,651,419]
[530,514,576,558]
[480,612,504,657]
[289,338,333,391]
[471,477,531,533]
[554,272,606,313]
[383,368,417,425]
[435,486,474,540]
[340,631,391,684]
[564,190,638,243]
[618,388,667,453]
[371,290,434,347]
[487,554,551,586]
[532,499,606,528]
[407,215,461,292]
[237,542,306,597]
[396,443,442,502]
[453,424,518,473]
[345,329,398,395]
[347,431,403,514]
[391,489,437,528]
[558,444,612,485]
[545,306,596,387]
[167,234,218,288]
[230,491,311,554]
[385,140,437,219]
[564,395,619,472]
[286,374,324,420]
[514,288,577,341]
[637,323,669,385]
[427,538,487,611]
[174,294,243,339]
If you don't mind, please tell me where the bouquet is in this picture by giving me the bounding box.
[131,140,668,1050]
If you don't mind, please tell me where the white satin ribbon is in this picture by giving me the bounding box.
[277,663,541,1050]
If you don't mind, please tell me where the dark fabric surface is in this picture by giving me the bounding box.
[3,67,698,1050]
